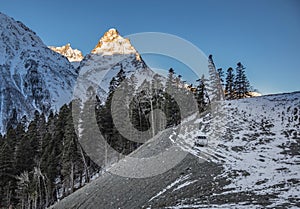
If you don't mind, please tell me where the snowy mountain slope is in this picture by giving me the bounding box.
[0,12,77,133]
[169,91,300,208]
[52,91,300,208]
[49,43,83,68]
[74,28,162,102]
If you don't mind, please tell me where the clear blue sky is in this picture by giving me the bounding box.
[1,0,299,95]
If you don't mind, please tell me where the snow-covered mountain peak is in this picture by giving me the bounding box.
[101,28,120,42]
[0,12,77,133]
[49,43,84,63]
[91,28,139,58]
[75,28,162,102]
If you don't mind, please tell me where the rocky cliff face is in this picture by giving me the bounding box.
[0,12,77,133]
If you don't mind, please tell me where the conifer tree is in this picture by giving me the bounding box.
[195,75,209,112]
[0,126,18,207]
[61,104,82,194]
[207,55,224,101]
[235,62,250,99]
[217,68,225,88]
[164,68,180,126]
[151,74,165,132]
[225,67,235,100]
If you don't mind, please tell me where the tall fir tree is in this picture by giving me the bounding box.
[164,68,181,126]
[225,67,235,100]
[195,74,209,112]
[235,62,251,99]
[217,68,225,89]
[0,126,18,207]
[207,55,224,101]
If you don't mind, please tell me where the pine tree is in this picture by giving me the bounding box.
[116,65,126,86]
[135,80,152,132]
[51,105,68,196]
[0,126,18,207]
[225,67,235,100]
[80,93,99,182]
[242,71,251,97]
[235,62,250,99]
[217,68,225,88]
[26,111,41,167]
[195,74,209,112]
[151,74,166,132]
[41,110,61,205]
[166,68,175,92]
[16,135,34,174]
[164,68,180,126]
[61,104,82,195]
[207,55,224,101]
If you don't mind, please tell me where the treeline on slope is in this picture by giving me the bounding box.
[0,105,99,209]
[211,55,255,100]
[177,55,255,102]
[191,55,255,101]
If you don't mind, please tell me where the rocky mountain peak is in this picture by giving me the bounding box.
[49,43,84,62]
[91,28,139,58]
[101,28,120,42]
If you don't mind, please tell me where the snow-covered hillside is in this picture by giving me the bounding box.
[171,91,300,208]
[0,12,77,133]
[52,92,300,208]
[49,44,83,68]
[74,28,162,102]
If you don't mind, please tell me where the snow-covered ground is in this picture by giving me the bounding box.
[169,91,300,208]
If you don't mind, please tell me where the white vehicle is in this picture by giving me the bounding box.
[194,135,208,147]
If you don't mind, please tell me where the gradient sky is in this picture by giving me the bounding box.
[1,0,299,95]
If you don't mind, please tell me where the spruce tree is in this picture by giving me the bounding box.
[217,68,225,88]
[195,74,208,112]
[164,68,180,126]
[207,55,224,101]
[151,74,166,132]
[0,126,18,207]
[61,104,82,195]
[225,67,235,100]
[235,62,250,99]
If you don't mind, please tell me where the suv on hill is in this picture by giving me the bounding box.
[194,135,208,147]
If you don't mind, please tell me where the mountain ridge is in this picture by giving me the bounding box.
[0,12,77,133]
[49,43,83,68]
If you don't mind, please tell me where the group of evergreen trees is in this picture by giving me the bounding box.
[0,105,99,209]
[93,67,193,155]
[217,60,253,100]
[188,55,254,105]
